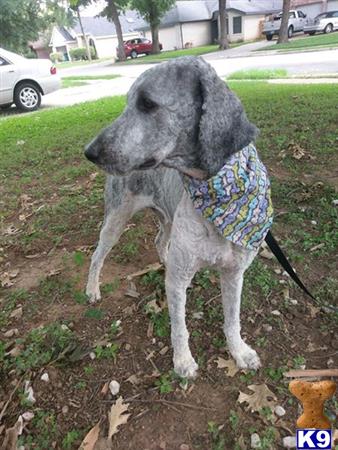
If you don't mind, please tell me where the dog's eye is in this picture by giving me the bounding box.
[137,95,157,112]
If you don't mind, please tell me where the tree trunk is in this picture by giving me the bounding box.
[151,23,160,54]
[277,0,291,44]
[77,8,92,61]
[219,0,229,50]
[109,0,126,61]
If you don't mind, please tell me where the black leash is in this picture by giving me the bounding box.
[265,231,338,313]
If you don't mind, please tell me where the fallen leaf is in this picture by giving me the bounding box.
[1,416,23,450]
[101,382,109,396]
[124,281,140,299]
[89,172,98,181]
[260,248,274,260]
[108,396,130,440]
[237,434,247,450]
[126,263,162,279]
[238,384,277,412]
[291,144,305,160]
[146,299,165,314]
[215,357,239,377]
[78,420,101,450]
[126,374,141,385]
[0,273,14,288]
[3,225,20,236]
[308,304,320,318]
[10,307,23,319]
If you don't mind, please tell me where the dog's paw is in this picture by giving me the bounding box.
[86,286,101,304]
[174,355,199,379]
[232,344,261,370]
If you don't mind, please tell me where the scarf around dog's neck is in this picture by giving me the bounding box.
[185,143,273,251]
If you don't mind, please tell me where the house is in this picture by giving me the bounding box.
[49,11,146,60]
[291,0,338,16]
[139,0,284,50]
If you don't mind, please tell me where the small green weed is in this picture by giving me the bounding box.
[155,373,174,394]
[101,278,120,294]
[84,308,105,320]
[207,421,226,450]
[4,322,75,373]
[94,343,119,361]
[141,270,165,291]
[62,429,80,449]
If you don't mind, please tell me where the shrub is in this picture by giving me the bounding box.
[69,46,96,61]
[50,52,63,63]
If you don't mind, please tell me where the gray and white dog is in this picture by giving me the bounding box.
[85,56,261,378]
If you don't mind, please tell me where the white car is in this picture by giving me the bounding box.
[0,48,60,112]
[304,10,338,35]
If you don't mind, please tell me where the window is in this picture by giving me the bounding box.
[298,11,306,18]
[233,16,242,34]
[289,12,296,19]
[0,57,9,66]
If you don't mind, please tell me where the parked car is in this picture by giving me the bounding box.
[116,38,162,59]
[304,10,338,35]
[0,48,60,112]
[263,10,308,40]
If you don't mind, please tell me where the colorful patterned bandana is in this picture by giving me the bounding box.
[185,144,273,251]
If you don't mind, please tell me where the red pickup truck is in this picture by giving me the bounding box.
[116,38,163,59]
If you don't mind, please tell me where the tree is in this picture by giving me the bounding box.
[277,0,291,44]
[131,0,175,54]
[218,0,229,50]
[0,0,48,52]
[69,0,93,61]
[100,0,129,61]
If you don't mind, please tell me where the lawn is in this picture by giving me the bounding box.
[227,69,288,80]
[0,83,337,449]
[259,31,338,51]
[61,74,121,89]
[116,41,248,64]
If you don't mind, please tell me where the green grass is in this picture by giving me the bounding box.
[117,42,247,64]
[61,74,120,89]
[56,57,112,70]
[259,31,338,51]
[62,74,121,81]
[227,69,288,80]
[0,83,337,307]
[61,79,89,89]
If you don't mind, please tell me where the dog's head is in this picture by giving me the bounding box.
[85,56,258,179]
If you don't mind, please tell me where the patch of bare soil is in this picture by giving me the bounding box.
[1,211,337,450]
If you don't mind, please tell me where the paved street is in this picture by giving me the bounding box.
[8,40,338,110]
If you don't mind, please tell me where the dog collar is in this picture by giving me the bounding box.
[185,143,273,251]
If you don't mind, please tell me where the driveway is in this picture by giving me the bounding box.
[4,41,338,111]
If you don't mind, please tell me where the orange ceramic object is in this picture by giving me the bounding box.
[289,380,336,429]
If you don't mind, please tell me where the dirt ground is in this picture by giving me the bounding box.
[1,83,337,450]
[1,205,337,450]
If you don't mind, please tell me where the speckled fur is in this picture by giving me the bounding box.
[85,57,261,378]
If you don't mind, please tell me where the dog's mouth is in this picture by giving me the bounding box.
[137,158,159,170]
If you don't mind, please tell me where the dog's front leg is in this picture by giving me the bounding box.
[165,245,199,379]
[220,270,261,370]
[86,203,133,303]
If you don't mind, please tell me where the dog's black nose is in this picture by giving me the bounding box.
[84,141,100,163]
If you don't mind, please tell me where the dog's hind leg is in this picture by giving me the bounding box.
[220,269,261,370]
[86,197,134,303]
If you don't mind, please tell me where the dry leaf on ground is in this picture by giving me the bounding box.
[238,384,277,412]
[78,420,101,450]
[108,396,130,440]
[215,357,239,377]
[126,263,162,279]
[1,416,23,450]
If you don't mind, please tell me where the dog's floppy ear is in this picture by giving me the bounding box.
[195,58,258,176]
